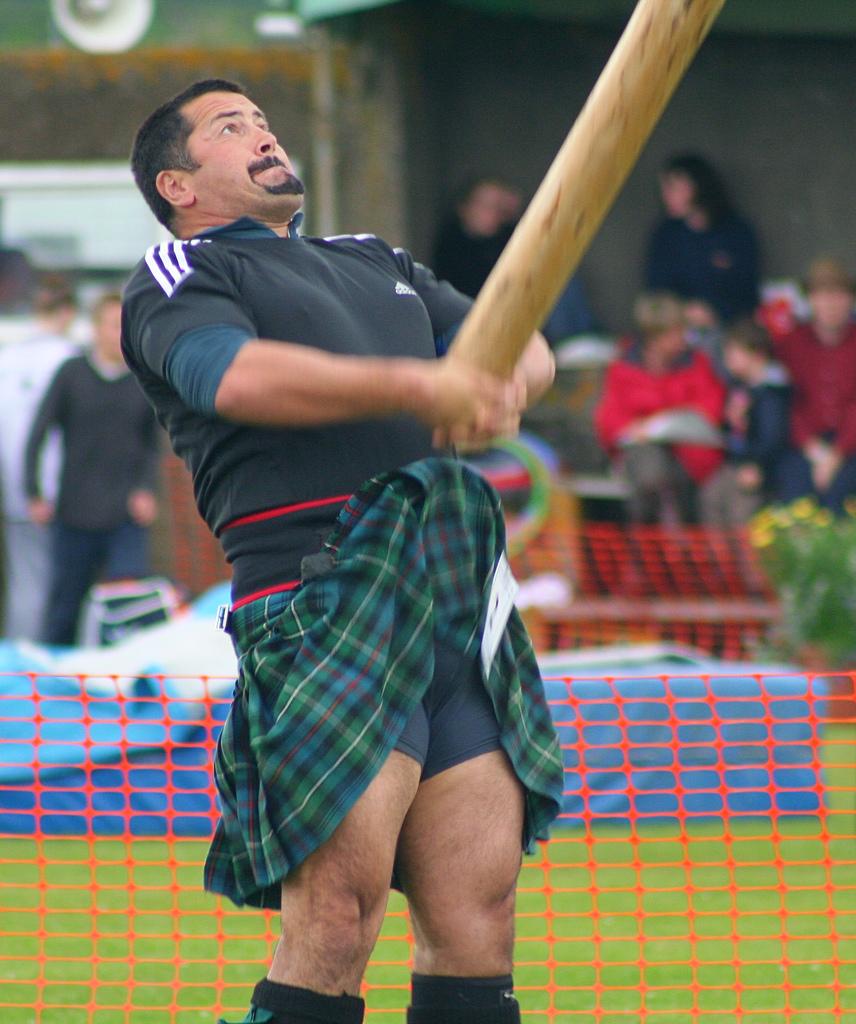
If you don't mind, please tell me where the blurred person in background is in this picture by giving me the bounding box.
[595,291,726,525]
[432,175,596,348]
[24,292,161,645]
[699,318,790,526]
[0,275,80,640]
[645,153,760,331]
[432,176,522,300]
[0,248,36,313]
[773,257,856,514]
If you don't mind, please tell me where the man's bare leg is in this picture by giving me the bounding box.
[395,749,526,1022]
[269,750,421,991]
[240,750,420,1023]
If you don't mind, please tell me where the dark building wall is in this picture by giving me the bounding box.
[383,7,856,334]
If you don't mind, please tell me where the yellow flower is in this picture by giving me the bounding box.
[790,497,818,520]
[749,525,776,549]
[813,509,833,527]
[751,507,779,532]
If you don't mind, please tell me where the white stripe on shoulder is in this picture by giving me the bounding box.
[144,245,174,295]
[144,238,211,297]
[322,232,377,242]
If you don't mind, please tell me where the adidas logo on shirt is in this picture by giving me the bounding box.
[394,281,417,296]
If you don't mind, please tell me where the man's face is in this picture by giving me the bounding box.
[167,91,304,229]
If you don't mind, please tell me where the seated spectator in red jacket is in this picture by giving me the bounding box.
[774,257,856,514]
[699,318,790,526]
[595,292,726,524]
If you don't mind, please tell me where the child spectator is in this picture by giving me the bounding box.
[774,257,856,514]
[699,318,790,525]
[594,292,726,524]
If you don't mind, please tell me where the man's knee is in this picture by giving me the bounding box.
[275,876,391,993]
[284,873,389,953]
[411,875,518,974]
[272,750,421,991]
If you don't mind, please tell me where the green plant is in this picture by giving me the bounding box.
[750,497,856,668]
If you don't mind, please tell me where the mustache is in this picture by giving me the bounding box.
[248,155,287,175]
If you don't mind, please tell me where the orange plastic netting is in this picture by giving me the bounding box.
[511,519,779,661]
[0,670,853,1023]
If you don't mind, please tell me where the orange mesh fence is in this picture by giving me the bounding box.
[567,524,774,601]
[521,611,778,664]
[511,522,779,661]
[510,517,774,602]
[1,670,854,1022]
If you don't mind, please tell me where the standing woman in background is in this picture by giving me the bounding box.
[645,153,761,330]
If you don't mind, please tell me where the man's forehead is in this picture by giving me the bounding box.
[183,91,265,128]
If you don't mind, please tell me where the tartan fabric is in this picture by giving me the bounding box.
[204,457,563,909]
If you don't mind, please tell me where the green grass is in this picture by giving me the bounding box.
[1,815,854,1024]
[1,725,854,1023]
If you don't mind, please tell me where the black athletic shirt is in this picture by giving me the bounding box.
[121,217,472,604]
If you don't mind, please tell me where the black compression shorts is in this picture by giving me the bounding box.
[393,637,502,780]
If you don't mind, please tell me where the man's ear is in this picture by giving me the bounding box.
[156,169,195,211]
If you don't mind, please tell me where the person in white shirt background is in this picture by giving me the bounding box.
[0,274,80,640]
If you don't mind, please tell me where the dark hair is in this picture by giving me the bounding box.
[632,291,685,339]
[131,79,247,230]
[92,291,123,319]
[662,153,734,226]
[723,316,772,358]
[454,175,520,204]
[33,273,77,316]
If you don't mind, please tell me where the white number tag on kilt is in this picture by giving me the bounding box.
[481,551,519,678]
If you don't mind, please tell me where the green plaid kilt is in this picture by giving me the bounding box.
[204,457,563,909]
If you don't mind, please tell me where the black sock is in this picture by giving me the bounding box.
[252,979,365,1024]
[407,974,520,1024]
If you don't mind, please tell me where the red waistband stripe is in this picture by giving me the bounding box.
[231,579,301,612]
[222,493,351,532]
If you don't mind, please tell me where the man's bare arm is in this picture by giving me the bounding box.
[214,338,524,445]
